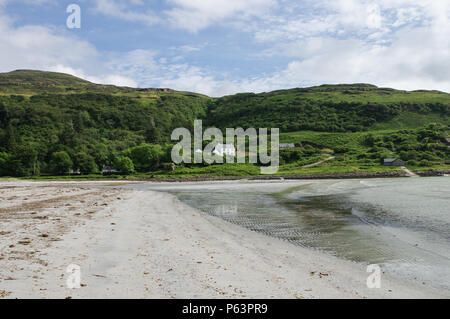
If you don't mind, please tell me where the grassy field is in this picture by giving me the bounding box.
[370,112,449,130]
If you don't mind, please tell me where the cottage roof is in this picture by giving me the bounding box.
[216,143,235,149]
[280,143,295,148]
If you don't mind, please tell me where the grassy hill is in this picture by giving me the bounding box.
[0,70,448,178]
[206,84,450,132]
[0,70,212,176]
[0,70,94,93]
[0,70,208,100]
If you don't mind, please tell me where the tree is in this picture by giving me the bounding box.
[5,123,17,151]
[74,152,98,174]
[363,133,375,147]
[124,144,164,172]
[144,116,162,143]
[0,152,12,176]
[334,145,349,154]
[280,149,303,163]
[114,156,135,174]
[50,151,73,175]
[92,143,110,167]
[10,144,40,176]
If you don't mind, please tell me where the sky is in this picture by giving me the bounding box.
[1,0,449,96]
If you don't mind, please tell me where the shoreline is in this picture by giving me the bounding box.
[141,169,450,183]
[14,169,449,184]
[0,181,448,299]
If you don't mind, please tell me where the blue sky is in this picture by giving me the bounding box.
[1,0,449,96]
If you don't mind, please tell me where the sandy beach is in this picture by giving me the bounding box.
[0,181,447,299]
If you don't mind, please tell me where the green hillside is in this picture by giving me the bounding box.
[206,84,449,132]
[0,70,448,178]
[0,70,208,100]
[0,70,93,93]
[0,70,211,176]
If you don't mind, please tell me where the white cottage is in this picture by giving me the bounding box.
[213,143,236,156]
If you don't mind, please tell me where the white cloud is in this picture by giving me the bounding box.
[164,0,276,32]
[251,0,442,44]
[0,3,223,93]
[93,0,161,26]
[239,0,450,93]
[50,65,138,87]
[91,0,276,32]
[0,25,97,70]
[239,24,450,93]
[0,7,137,87]
[1,0,450,97]
[104,49,236,96]
[84,0,450,95]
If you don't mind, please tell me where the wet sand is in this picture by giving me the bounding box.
[0,181,447,299]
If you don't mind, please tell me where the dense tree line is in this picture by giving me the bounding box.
[0,93,208,176]
[206,93,449,132]
[0,88,448,176]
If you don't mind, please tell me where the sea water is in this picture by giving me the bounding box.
[131,177,450,291]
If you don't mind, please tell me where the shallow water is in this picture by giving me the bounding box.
[129,177,450,291]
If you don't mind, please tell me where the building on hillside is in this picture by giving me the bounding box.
[279,143,296,149]
[213,143,236,156]
[445,138,450,147]
[102,166,118,174]
[383,158,405,167]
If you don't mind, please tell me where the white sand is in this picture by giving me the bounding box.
[0,181,447,299]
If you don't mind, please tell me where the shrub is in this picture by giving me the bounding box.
[113,156,135,174]
[123,144,164,172]
[74,152,98,174]
[50,151,73,175]
[0,152,12,176]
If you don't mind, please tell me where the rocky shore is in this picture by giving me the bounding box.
[415,170,450,177]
